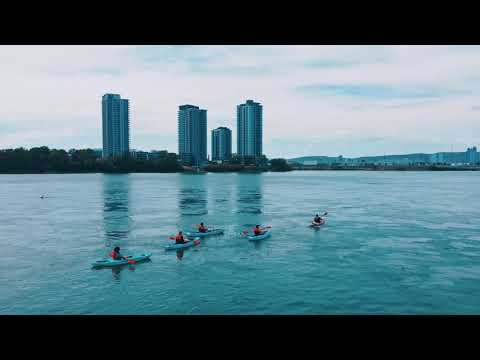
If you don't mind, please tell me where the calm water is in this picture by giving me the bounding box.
[1,171,479,314]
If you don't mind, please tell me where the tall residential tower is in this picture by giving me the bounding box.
[211,127,232,162]
[178,104,207,166]
[102,93,130,158]
[237,99,263,157]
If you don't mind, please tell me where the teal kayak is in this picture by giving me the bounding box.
[186,228,224,238]
[92,253,152,268]
[247,231,271,241]
[165,238,200,251]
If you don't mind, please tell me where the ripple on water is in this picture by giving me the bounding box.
[2,172,480,314]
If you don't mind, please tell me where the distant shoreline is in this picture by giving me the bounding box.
[1,168,479,175]
[291,167,480,172]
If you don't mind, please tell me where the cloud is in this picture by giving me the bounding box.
[0,45,479,158]
[296,84,470,99]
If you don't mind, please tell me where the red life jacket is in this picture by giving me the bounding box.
[254,227,262,235]
[110,251,118,260]
[198,225,206,232]
[175,235,184,243]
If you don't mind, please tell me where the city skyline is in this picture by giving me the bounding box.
[1,45,480,158]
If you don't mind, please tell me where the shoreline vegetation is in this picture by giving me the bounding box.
[1,147,479,174]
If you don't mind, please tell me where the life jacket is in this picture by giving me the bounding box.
[110,250,119,260]
[254,227,262,235]
[175,235,184,243]
[198,225,207,232]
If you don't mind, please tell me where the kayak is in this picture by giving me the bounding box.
[165,238,201,251]
[92,253,152,268]
[247,231,271,241]
[310,220,326,228]
[186,228,224,238]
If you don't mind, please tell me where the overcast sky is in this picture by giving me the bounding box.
[1,45,479,158]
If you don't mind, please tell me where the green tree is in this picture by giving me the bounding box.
[269,158,292,172]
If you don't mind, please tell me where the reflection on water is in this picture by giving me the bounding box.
[178,174,208,216]
[176,250,184,260]
[111,264,136,280]
[102,175,132,246]
[236,174,263,215]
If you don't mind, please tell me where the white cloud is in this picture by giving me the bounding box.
[0,45,479,157]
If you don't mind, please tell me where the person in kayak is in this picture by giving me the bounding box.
[197,222,208,233]
[175,231,186,244]
[313,214,323,225]
[110,246,126,260]
[253,225,266,236]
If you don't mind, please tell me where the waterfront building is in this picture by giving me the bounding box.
[130,149,149,160]
[178,105,207,166]
[211,127,232,162]
[102,93,130,158]
[466,146,479,164]
[237,99,263,157]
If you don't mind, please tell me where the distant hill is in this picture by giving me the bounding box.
[289,152,468,164]
[289,156,338,163]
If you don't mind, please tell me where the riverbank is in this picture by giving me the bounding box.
[291,165,480,171]
[2,167,480,174]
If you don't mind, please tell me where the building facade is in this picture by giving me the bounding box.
[237,99,263,157]
[102,93,130,158]
[211,127,232,162]
[178,104,207,166]
[466,146,478,164]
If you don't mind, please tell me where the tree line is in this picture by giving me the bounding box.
[0,147,182,173]
[0,147,293,173]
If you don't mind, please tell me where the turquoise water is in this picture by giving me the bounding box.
[1,171,479,314]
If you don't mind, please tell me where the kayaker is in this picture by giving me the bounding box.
[313,214,323,224]
[253,225,265,236]
[175,231,186,244]
[197,222,208,233]
[110,246,126,260]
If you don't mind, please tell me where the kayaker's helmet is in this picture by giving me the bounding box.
[179,231,183,235]
[114,246,120,252]
[200,222,204,226]
[255,225,260,228]
[316,214,319,217]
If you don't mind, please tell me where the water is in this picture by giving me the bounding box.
[1,171,479,314]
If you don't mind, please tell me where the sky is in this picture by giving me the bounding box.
[0,45,479,158]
